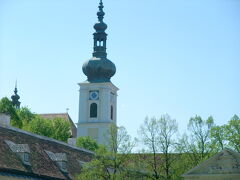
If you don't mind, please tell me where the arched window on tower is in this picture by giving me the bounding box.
[111,105,113,120]
[90,103,97,118]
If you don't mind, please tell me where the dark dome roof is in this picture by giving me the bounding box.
[82,57,116,83]
[11,94,20,100]
[94,22,107,32]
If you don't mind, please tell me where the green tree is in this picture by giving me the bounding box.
[0,97,22,128]
[225,114,240,152]
[17,107,36,127]
[76,136,99,152]
[138,115,178,180]
[174,133,199,180]
[77,146,111,180]
[187,115,214,165]
[107,125,136,177]
[25,116,53,137]
[210,125,227,151]
[51,117,71,142]
[77,124,137,180]
[26,116,71,142]
[0,98,71,143]
[138,117,161,179]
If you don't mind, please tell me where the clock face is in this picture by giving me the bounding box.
[89,91,99,100]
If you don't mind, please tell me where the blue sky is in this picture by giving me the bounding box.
[0,0,239,139]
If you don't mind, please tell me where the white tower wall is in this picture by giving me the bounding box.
[77,82,118,146]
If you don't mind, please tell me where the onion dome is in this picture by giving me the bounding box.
[82,0,116,83]
[11,82,21,109]
[94,22,107,32]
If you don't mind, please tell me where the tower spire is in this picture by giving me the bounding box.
[82,0,116,83]
[98,0,104,22]
[14,80,18,94]
[93,0,108,58]
[11,81,21,109]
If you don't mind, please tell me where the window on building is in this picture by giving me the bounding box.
[90,103,97,118]
[111,106,113,120]
[56,161,67,172]
[24,153,29,162]
[61,161,67,170]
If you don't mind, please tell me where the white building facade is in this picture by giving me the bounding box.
[77,0,118,146]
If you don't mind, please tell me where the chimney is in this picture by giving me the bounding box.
[0,113,11,126]
[67,138,76,146]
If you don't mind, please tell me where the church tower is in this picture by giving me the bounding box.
[77,0,118,146]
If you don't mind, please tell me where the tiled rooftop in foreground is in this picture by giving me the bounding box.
[0,124,93,180]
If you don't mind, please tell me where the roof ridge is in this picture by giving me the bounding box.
[38,113,77,128]
[38,113,68,115]
[0,168,64,180]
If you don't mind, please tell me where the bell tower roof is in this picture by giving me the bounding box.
[82,0,116,83]
[11,81,21,109]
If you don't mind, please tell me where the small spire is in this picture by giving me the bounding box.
[99,0,103,9]
[97,0,105,22]
[14,80,18,94]
[11,81,21,109]
[92,0,108,58]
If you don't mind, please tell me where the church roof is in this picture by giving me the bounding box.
[0,124,93,179]
[182,148,240,178]
[38,113,77,138]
